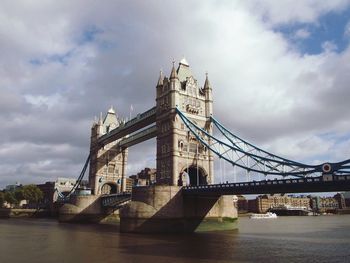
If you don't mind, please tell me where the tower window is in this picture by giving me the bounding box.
[178,140,184,151]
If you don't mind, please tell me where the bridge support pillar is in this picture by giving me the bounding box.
[59,195,105,223]
[119,185,237,233]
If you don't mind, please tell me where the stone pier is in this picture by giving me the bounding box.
[59,195,105,223]
[120,185,237,233]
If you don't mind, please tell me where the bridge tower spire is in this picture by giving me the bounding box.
[204,72,213,119]
[156,59,214,186]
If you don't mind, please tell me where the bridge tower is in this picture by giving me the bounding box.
[89,107,128,195]
[156,59,214,186]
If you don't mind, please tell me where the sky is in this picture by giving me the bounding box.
[1,0,350,188]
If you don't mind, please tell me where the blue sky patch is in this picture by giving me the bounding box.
[48,51,73,65]
[78,25,104,45]
[29,58,43,66]
[276,8,350,54]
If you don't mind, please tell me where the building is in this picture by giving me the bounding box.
[36,182,55,210]
[334,193,346,209]
[237,195,248,212]
[343,192,350,207]
[54,177,77,196]
[310,196,339,213]
[249,194,311,213]
[125,178,134,193]
[130,168,157,186]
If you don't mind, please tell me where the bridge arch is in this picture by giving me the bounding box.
[100,182,119,195]
[180,165,208,186]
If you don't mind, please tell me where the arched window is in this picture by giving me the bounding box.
[178,140,184,151]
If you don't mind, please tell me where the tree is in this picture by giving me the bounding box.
[4,191,17,206]
[21,185,43,205]
[0,191,4,207]
[14,188,24,202]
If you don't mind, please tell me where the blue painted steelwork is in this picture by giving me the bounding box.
[176,108,350,177]
[101,193,131,208]
[182,174,350,195]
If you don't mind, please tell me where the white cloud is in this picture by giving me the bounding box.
[345,20,350,38]
[321,41,338,52]
[294,28,311,39]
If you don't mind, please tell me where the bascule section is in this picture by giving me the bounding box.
[89,107,128,195]
[156,58,214,186]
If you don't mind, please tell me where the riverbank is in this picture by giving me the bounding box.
[0,208,52,218]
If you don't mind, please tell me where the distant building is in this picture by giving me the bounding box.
[52,177,84,200]
[36,182,55,210]
[237,195,248,212]
[125,178,134,192]
[129,168,157,187]
[310,196,339,213]
[343,192,350,207]
[55,177,77,195]
[249,194,311,213]
[334,193,346,209]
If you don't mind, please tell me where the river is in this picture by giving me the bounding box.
[0,215,349,263]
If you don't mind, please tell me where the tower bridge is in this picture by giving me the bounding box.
[59,58,350,232]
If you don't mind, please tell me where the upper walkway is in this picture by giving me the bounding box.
[98,107,156,146]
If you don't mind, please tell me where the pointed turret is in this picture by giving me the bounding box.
[179,57,189,67]
[97,112,104,135]
[107,106,115,114]
[204,72,211,90]
[170,61,178,80]
[177,57,193,82]
[98,112,103,126]
[157,70,164,87]
[204,72,213,118]
[104,106,118,132]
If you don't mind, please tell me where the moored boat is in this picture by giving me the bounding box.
[250,212,277,219]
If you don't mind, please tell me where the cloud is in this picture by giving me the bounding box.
[345,20,350,38]
[0,1,349,187]
[294,28,311,39]
[321,41,338,52]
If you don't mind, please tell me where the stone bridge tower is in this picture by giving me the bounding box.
[156,59,214,186]
[89,107,128,195]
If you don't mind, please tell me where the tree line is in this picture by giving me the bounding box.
[0,184,43,208]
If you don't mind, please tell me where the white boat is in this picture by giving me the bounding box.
[250,212,277,219]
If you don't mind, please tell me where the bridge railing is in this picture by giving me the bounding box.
[101,193,131,207]
[182,174,350,195]
[183,174,350,190]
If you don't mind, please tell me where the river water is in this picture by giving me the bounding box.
[0,215,349,263]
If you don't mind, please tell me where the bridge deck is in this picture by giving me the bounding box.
[182,175,350,196]
[101,193,131,208]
